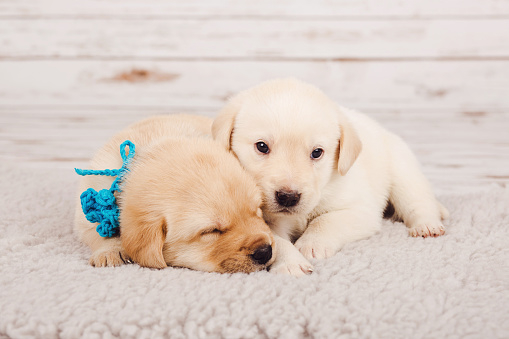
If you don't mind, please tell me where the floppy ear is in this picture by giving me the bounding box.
[337,112,362,176]
[121,211,168,269]
[211,96,242,151]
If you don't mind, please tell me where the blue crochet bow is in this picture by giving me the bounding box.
[75,140,136,237]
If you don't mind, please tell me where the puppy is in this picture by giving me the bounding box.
[74,114,275,273]
[212,78,448,276]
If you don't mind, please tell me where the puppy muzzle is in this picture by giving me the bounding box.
[275,189,301,208]
[250,244,273,265]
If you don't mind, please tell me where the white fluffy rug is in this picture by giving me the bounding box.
[1,162,508,338]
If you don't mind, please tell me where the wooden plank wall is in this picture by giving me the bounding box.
[1,0,508,192]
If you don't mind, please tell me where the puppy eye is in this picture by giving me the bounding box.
[255,141,270,154]
[311,148,324,160]
[201,228,224,236]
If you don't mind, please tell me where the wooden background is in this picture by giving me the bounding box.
[1,0,508,193]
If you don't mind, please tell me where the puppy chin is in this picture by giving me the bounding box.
[269,199,324,223]
[263,201,304,216]
[219,258,271,274]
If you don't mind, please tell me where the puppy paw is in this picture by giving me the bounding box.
[409,222,445,238]
[269,249,314,276]
[89,248,130,267]
[295,234,339,260]
[270,260,314,276]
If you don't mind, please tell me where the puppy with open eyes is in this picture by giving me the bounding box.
[74,114,275,273]
[212,78,449,276]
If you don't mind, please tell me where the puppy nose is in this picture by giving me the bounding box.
[275,190,301,207]
[251,244,272,265]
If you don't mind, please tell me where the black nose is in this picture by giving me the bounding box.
[251,245,272,265]
[275,190,301,208]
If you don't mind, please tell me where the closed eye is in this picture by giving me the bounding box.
[200,228,225,236]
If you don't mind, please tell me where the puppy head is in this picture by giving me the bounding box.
[120,139,275,273]
[212,78,362,216]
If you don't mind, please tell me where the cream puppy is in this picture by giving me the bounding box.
[75,114,275,273]
[212,78,448,276]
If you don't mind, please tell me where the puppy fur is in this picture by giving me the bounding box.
[212,78,448,276]
[74,114,275,273]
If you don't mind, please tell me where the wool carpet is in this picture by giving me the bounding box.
[1,162,508,338]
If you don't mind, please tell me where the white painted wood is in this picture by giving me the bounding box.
[1,60,508,111]
[2,0,509,17]
[0,0,507,194]
[2,19,508,59]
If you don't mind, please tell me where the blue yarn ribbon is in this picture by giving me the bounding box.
[75,140,136,237]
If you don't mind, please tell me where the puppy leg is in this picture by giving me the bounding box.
[75,213,129,267]
[269,233,314,276]
[295,208,381,260]
[388,136,447,238]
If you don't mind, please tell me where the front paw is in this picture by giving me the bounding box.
[269,249,314,276]
[409,222,445,238]
[89,248,130,267]
[295,233,339,260]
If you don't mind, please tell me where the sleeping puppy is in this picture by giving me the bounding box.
[212,78,448,276]
[74,114,275,273]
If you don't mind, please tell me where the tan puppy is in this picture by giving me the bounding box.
[74,114,275,273]
[213,78,448,276]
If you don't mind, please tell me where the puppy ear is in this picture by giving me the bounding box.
[121,212,168,269]
[337,112,362,176]
[212,96,241,151]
